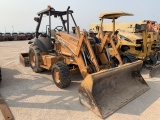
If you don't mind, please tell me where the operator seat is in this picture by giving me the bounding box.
[38,33,54,52]
[49,30,56,39]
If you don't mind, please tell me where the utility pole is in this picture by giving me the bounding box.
[12,26,14,33]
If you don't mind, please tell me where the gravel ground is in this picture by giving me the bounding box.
[0,40,160,120]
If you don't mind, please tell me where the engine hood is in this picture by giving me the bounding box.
[118,30,142,42]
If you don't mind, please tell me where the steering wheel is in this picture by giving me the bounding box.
[39,32,47,37]
[54,26,63,31]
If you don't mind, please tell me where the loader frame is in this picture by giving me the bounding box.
[20,8,150,119]
[29,7,126,78]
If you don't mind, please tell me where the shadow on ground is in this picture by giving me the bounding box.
[0,67,86,112]
[115,80,160,116]
[1,66,160,119]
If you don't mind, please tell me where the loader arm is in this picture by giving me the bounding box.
[98,26,123,65]
[55,28,100,77]
[55,27,85,56]
[82,31,100,72]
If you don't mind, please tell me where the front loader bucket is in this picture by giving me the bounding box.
[149,63,160,77]
[19,53,29,67]
[79,60,149,119]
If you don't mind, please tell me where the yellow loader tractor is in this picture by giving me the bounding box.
[96,12,139,66]
[92,12,160,77]
[20,7,149,118]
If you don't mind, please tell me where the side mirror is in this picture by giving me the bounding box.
[34,17,40,22]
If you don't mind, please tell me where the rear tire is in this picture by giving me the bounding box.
[156,52,160,61]
[149,55,157,65]
[29,44,44,72]
[143,55,157,69]
[122,52,137,64]
[51,62,71,89]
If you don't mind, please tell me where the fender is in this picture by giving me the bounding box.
[28,37,52,52]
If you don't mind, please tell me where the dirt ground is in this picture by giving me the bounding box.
[0,41,160,120]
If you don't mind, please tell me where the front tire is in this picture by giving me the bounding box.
[51,62,71,89]
[122,52,137,64]
[143,55,157,69]
[29,44,44,72]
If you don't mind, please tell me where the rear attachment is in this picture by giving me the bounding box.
[79,60,149,118]
[0,95,13,120]
[149,62,160,77]
[19,53,29,67]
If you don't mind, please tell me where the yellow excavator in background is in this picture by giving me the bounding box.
[20,7,149,118]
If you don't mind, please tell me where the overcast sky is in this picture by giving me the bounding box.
[0,0,159,33]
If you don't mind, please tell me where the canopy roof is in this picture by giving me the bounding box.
[37,7,73,16]
[99,12,133,19]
